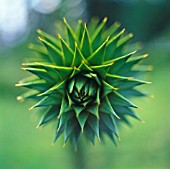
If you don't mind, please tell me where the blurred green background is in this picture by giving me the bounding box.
[0,0,170,169]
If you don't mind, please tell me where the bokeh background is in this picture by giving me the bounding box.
[0,0,170,169]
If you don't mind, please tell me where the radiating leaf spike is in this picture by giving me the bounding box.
[90,62,114,78]
[100,96,120,119]
[58,111,74,131]
[91,17,108,51]
[63,17,77,50]
[91,17,107,42]
[28,44,50,62]
[80,23,92,58]
[77,19,84,44]
[66,93,74,107]
[107,51,137,74]
[87,17,99,35]
[29,96,60,110]
[73,106,84,117]
[21,67,55,83]
[37,29,61,50]
[37,106,59,127]
[16,79,49,91]
[64,118,76,143]
[88,115,100,139]
[77,112,88,132]
[78,60,93,71]
[102,80,119,96]
[84,125,95,145]
[101,113,119,138]
[89,104,99,119]
[72,43,87,67]
[102,21,121,38]
[58,97,69,117]
[38,80,65,96]
[58,34,74,66]
[68,79,75,94]
[48,65,73,80]
[38,36,64,65]
[111,91,138,108]
[71,127,81,150]
[104,29,125,61]
[53,124,65,142]
[87,36,110,65]
[117,33,133,47]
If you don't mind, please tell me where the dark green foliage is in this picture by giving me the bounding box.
[16,18,151,149]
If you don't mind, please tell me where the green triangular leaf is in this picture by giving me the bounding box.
[53,123,65,142]
[75,77,87,92]
[64,118,76,143]
[84,124,95,145]
[104,29,125,61]
[17,90,39,102]
[100,96,120,119]
[37,29,61,50]
[100,120,118,145]
[77,111,89,132]
[76,19,84,44]
[100,113,119,138]
[90,62,113,78]
[58,111,74,130]
[63,18,77,50]
[38,37,64,65]
[87,36,109,65]
[58,34,74,66]
[89,104,99,119]
[71,127,81,150]
[16,79,49,92]
[38,80,65,96]
[78,61,93,71]
[72,44,87,67]
[73,106,84,117]
[117,78,151,90]
[68,79,75,94]
[110,91,138,108]
[119,54,148,74]
[38,105,60,126]
[29,96,60,110]
[80,24,92,58]
[113,33,133,58]
[102,80,119,96]
[114,106,141,121]
[119,89,149,98]
[22,67,55,84]
[88,17,99,35]
[28,44,51,62]
[117,33,133,47]
[108,51,137,74]
[91,17,108,51]
[41,64,73,80]
[87,115,100,139]
[58,97,70,117]
[102,21,121,39]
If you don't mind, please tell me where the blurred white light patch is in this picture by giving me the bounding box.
[31,0,61,14]
[0,0,28,45]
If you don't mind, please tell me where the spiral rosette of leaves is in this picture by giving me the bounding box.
[16,17,151,149]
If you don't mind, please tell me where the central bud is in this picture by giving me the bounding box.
[67,72,101,107]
